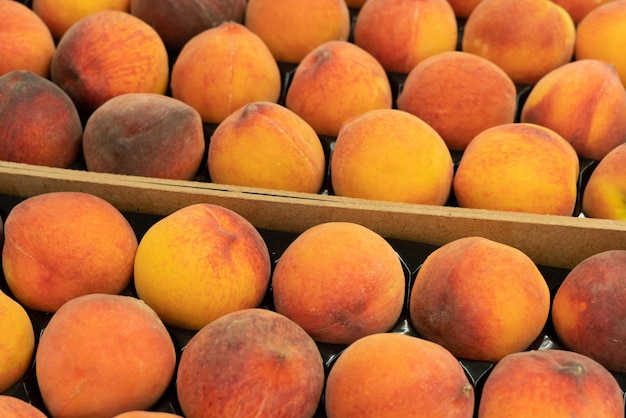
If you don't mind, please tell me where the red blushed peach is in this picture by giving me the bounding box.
[551,0,616,23]
[271,222,405,345]
[478,349,624,417]
[176,308,325,418]
[0,70,83,168]
[409,236,551,362]
[2,192,138,312]
[0,396,47,418]
[0,291,35,394]
[582,143,626,220]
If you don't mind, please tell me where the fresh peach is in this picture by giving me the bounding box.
[453,123,580,216]
[176,308,325,418]
[83,93,205,180]
[133,203,271,330]
[397,51,517,151]
[285,40,393,137]
[478,349,624,417]
[325,333,475,418]
[551,0,616,23]
[208,101,326,193]
[409,236,551,362]
[520,59,626,161]
[0,396,46,418]
[0,291,35,393]
[353,0,458,74]
[0,70,83,168]
[0,0,55,78]
[330,109,453,204]
[582,143,626,220]
[446,0,485,17]
[272,222,405,345]
[2,191,138,312]
[50,10,169,115]
[35,293,176,418]
[462,0,576,85]
[113,411,180,417]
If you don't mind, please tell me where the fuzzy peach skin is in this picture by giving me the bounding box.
[272,222,405,345]
[462,0,576,85]
[453,123,580,216]
[0,0,55,78]
[83,93,205,180]
[409,236,551,362]
[353,0,458,74]
[447,0,485,17]
[0,291,35,393]
[521,59,626,161]
[0,396,47,418]
[285,40,393,138]
[0,70,83,168]
[397,51,517,151]
[208,101,326,193]
[2,192,138,313]
[51,10,169,115]
[325,333,474,418]
[582,143,626,220]
[478,349,624,417]
[176,308,325,418]
[113,411,180,417]
[35,294,176,418]
[133,203,271,330]
[331,109,453,205]
[245,0,350,64]
[551,0,616,23]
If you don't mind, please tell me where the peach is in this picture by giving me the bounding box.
[0,396,46,418]
[35,293,176,418]
[582,143,626,220]
[477,349,624,417]
[113,412,180,418]
[133,203,271,330]
[83,93,205,180]
[271,222,405,345]
[176,308,324,418]
[50,10,169,115]
[2,191,138,312]
[130,0,247,53]
[330,109,453,205]
[0,291,35,393]
[453,123,580,216]
[208,101,326,193]
[325,333,475,418]
[0,70,83,168]
[551,0,616,23]
[520,59,626,161]
[446,0,485,17]
[353,0,458,74]
[0,0,55,78]
[245,0,351,64]
[462,0,576,85]
[285,40,393,138]
[409,236,551,362]
[552,250,626,372]
[171,22,282,125]
[397,51,517,151]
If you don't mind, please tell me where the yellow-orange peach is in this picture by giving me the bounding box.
[409,236,551,362]
[133,203,271,330]
[285,40,393,137]
[208,101,326,193]
[447,0,485,17]
[582,143,626,220]
[551,0,616,23]
[353,0,458,74]
[2,192,138,312]
[397,51,517,151]
[0,291,35,393]
[113,411,180,418]
[0,396,46,418]
[331,109,453,204]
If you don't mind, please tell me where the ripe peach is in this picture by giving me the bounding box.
[285,40,393,137]
[113,412,180,418]
[133,203,271,330]
[0,0,55,78]
[2,191,138,312]
[330,109,453,205]
[453,123,580,216]
[0,291,35,393]
[551,0,616,23]
[176,308,325,418]
[35,293,176,418]
[272,222,405,345]
[353,0,458,74]
[409,236,551,362]
[245,0,351,64]
[462,0,576,85]
[520,59,626,161]
[51,10,169,115]
[207,101,326,193]
[478,349,624,417]
[0,396,46,418]
[397,51,517,151]
[83,93,205,180]
[325,333,475,418]
[0,70,83,168]
[582,143,626,220]
[446,0,485,17]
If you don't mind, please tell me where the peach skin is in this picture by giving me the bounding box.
[582,143,626,220]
